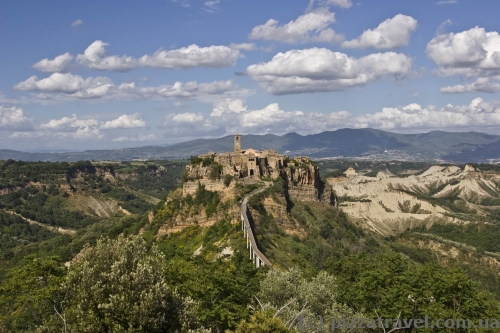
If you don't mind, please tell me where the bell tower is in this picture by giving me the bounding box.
[234,134,241,153]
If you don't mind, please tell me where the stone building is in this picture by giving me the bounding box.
[204,134,286,179]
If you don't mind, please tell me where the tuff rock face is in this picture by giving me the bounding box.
[281,164,336,205]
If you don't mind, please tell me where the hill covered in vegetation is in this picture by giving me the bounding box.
[2,159,500,332]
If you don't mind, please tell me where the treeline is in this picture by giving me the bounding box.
[0,160,71,188]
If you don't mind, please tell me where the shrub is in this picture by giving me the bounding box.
[224,174,233,187]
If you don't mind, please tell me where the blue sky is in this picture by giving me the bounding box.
[1,0,500,151]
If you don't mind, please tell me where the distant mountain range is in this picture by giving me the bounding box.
[2,128,500,163]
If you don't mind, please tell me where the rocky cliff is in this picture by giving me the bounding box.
[66,165,116,183]
[281,164,336,205]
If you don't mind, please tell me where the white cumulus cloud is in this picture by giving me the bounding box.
[38,113,148,140]
[162,112,216,137]
[101,113,146,129]
[427,26,500,94]
[40,114,99,131]
[0,105,35,131]
[5,112,153,143]
[249,8,344,44]
[13,72,249,103]
[211,99,248,116]
[128,80,248,101]
[14,73,113,96]
[440,78,500,94]
[240,103,304,129]
[137,44,240,69]
[38,114,103,139]
[76,40,136,72]
[427,26,500,77]
[73,126,104,139]
[246,48,413,94]
[32,53,74,73]
[355,98,500,130]
[76,40,241,72]
[342,14,418,49]
[172,113,204,123]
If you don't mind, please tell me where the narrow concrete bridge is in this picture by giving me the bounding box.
[240,184,272,268]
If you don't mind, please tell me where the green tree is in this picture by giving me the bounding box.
[40,235,205,332]
[256,268,366,332]
[202,157,214,167]
[0,256,66,331]
[230,309,288,333]
[331,251,500,329]
[208,163,223,180]
[224,174,233,187]
[164,250,262,332]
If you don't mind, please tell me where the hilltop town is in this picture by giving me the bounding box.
[183,134,335,205]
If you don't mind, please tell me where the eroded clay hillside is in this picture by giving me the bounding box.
[328,165,500,235]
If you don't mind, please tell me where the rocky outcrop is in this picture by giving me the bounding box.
[66,165,115,183]
[281,165,336,205]
[183,179,226,196]
[65,165,116,192]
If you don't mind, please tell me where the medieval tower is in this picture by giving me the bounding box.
[234,134,241,153]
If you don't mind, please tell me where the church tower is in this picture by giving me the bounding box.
[234,134,241,153]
